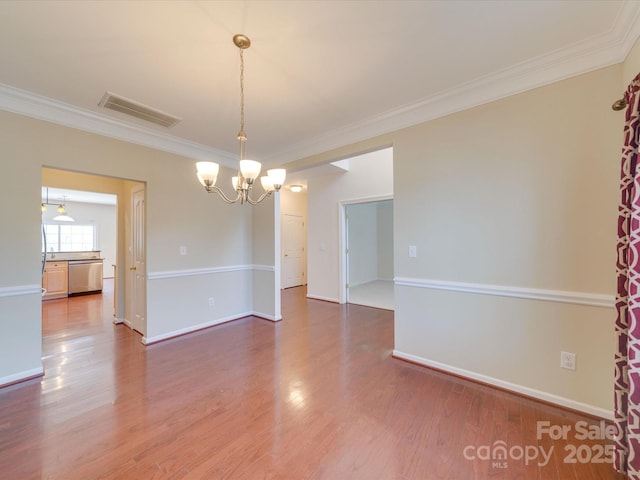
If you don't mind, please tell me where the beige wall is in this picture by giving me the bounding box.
[252,194,280,320]
[0,110,263,382]
[280,187,308,218]
[393,68,619,293]
[395,66,621,416]
[288,65,623,416]
[377,200,394,280]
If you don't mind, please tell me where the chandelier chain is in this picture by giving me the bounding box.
[238,48,246,160]
[239,48,244,133]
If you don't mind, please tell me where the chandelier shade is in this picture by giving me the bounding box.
[261,176,274,192]
[196,161,219,188]
[239,160,261,183]
[195,34,286,205]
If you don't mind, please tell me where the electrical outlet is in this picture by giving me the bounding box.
[179,246,187,256]
[408,245,417,258]
[208,297,215,307]
[560,351,576,371]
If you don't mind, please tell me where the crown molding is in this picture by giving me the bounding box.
[0,83,237,167]
[267,1,640,164]
[1,1,638,166]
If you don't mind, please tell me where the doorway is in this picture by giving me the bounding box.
[343,198,394,310]
[41,167,145,336]
[282,213,306,288]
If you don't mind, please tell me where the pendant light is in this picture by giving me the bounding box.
[42,189,74,222]
[196,34,286,205]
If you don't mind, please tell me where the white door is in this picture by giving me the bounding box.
[130,187,146,334]
[282,214,305,288]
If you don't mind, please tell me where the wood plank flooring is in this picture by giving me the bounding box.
[0,282,626,479]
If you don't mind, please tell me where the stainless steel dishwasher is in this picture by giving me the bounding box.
[68,259,103,295]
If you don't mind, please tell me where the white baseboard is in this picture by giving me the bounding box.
[112,317,124,325]
[251,311,282,322]
[142,312,255,345]
[392,350,613,420]
[306,294,340,303]
[0,284,42,298]
[141,310,283,345]
[123,318,132,329]
[0,366,44,388]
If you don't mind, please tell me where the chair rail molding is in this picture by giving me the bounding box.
[394,277,614,309]
[147,264,274,281]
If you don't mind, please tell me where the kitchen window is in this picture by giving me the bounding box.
[43,224,96,252]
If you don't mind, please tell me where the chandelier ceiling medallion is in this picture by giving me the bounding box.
[196,34,286,205]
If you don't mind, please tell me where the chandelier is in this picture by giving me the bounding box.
[41,189,74,222]
[196,34,286,205]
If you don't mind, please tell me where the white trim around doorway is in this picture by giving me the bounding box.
[338,194,394,305]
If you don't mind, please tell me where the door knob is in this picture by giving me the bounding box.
[129,266,137,271]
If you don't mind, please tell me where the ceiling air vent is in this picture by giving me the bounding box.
[98,92,181,128]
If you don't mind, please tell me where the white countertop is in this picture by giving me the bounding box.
[45,251,101,261]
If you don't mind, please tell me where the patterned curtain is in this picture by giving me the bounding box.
[615,72,640,477]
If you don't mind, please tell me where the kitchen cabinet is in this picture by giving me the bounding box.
[43,261,68,299]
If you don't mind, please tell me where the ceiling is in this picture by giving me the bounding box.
[1,1,639,170]
[42,187,117,206]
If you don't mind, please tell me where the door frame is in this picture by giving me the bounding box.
[40,167,143,337]
[338,194,393,304]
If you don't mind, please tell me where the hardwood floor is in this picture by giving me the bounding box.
[0,283,626,479]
